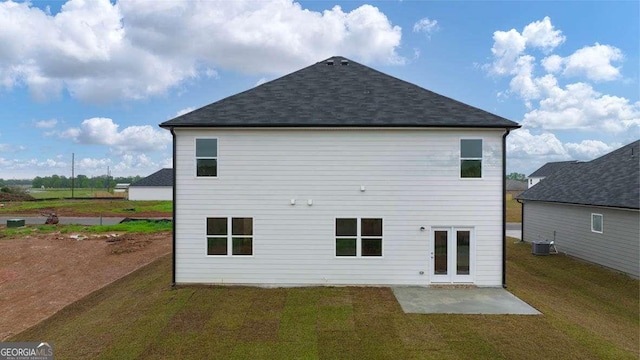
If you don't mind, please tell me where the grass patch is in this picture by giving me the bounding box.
[0,199,172,216]
[11,240,639,359]
[28,188,120,199]
[0,221,172,238]
[506,197,522,223]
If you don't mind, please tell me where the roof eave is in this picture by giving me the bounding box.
[159,123,521,129]
[516,198,640,211]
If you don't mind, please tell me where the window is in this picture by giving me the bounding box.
[196,138,217,177]
[460,139,482,178]
[335,218,382,257]
[207,217,253,256]
[591,213,603,233]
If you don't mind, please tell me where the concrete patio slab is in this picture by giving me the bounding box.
[392,287,541,315]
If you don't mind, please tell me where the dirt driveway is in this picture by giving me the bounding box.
[0,230,171,340]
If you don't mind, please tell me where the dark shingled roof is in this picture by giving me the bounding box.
[130,168,173,187]
[160,56,520,129]
[517,141,640,209]
[528,160,578,177]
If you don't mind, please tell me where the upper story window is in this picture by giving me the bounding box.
[335,218,383,257]
[460,139,483,178]
[591,213,603,233]
[196,138,217,177]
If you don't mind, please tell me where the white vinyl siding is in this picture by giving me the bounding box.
[128,186,172,201]
[174,128,505,286]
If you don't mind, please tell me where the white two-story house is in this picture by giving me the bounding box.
[160,56,520,287]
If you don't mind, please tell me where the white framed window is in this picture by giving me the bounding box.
[591,213,603,233]
[206,217,253,256]
[195,138,217,177]
[460,139,483,178]
[335,218,383,257]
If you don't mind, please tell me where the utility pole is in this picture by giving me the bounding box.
[71,153,75,198]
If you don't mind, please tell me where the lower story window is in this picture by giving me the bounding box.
[336,218,383,257]
[207,217,253,256]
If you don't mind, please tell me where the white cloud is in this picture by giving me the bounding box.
[489,29,526,76]
[562,43,623,81]
[413,17,438,37]
[76,157,112,170]
[564,140,616,159]
[507,130,623,173]
[0,144,26,153]
[113,153,157,173]
[487,17,564,77]
[33,119,58,128]
[522,16,565,53]
[508,55,539,106]
[523,82,640,132]
[61,117,172,154]
[255,78,269,87]
[507,129,568,159]
[175,107,195,117]
[0,0,404,102]
[486,17,637,134]
[541,54,563,73]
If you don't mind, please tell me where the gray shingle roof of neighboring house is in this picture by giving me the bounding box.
[160,56,520,129]
[528,160,578,178]
[517,140,640,209]
[130,168,173,187]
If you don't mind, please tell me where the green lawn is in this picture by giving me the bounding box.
[28,188,125,199]
[11,239,638,359]
[1,221,172,238]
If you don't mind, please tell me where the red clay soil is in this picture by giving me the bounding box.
[0,231,171,340]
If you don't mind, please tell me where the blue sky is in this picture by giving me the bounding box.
[0,0,638,179]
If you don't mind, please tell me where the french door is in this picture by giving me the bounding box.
[430,227,474,283]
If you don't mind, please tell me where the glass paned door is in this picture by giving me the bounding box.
[456,230,470,275]
[431,228,474,283]
[434,230,448,275]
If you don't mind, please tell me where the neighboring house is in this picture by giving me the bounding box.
[128,168,173,201]
[517,141,640,278]
[113,183,130,193]
[506,179,528,199]
[159,56,520,287]
[527,161,577,188]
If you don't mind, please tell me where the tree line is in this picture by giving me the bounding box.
[0,175,143,189]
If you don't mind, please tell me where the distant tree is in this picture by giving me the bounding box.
[76,174,89,188]
[32,176,43,188]
[507,172,526,181]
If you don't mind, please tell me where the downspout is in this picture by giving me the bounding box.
[516,198,524,242]
[502,129,511,289]
[170,127,177,288]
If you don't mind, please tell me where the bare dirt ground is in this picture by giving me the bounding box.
[0,230,171,340]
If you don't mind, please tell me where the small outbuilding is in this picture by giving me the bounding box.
[128,168,173,201]
[113,183,130,193]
